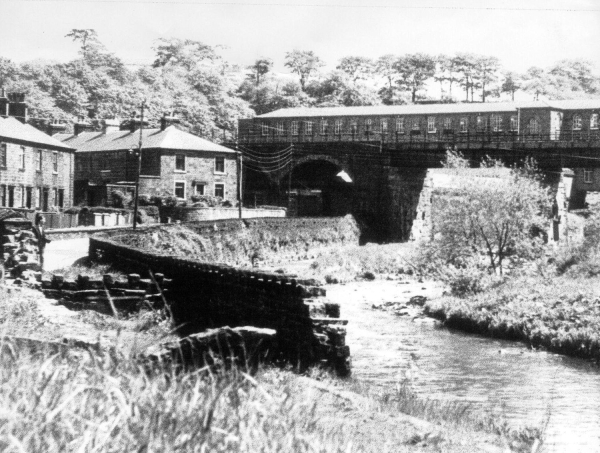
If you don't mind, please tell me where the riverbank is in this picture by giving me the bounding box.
[0,279,540,452]
[424,275,600,361]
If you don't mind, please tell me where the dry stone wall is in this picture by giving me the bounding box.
[89,230,351,376]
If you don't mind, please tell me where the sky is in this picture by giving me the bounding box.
[1,0,599,75]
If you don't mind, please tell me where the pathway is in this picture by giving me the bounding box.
[44,237,89,272]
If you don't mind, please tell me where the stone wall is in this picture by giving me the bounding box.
[88,233,351,375]
[160,206,286,222]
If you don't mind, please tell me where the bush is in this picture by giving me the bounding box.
[110,189,133,209]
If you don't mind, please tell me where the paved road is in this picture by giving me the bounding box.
[44,238,90,272]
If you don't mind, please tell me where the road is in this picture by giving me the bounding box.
[44,237,89,272]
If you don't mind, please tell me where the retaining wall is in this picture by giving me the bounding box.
[161,206,286,222]
[89,232,351,375]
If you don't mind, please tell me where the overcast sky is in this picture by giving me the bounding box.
[2,0,599,74]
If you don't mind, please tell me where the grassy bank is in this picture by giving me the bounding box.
[0,342,540,453]
[425,275,600,361]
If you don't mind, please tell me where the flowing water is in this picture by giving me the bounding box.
[327,281,600,453]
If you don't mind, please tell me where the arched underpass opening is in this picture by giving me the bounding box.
[289,160,353,217]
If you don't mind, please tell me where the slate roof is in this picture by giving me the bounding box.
[55,125,235,154]
[0,117,74,151]
[255,100,600,119]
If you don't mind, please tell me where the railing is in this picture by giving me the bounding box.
[239,128,600,146]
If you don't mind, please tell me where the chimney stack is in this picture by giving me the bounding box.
[74,116,92,136]
[120,111,149,133]
[102,118,120,134]
[160,111,180,131]
[47,119,67,136]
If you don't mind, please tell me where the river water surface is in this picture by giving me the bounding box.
[326,280,600,453]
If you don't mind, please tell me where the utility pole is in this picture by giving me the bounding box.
[132,100,146,230]
[237,138,243,219]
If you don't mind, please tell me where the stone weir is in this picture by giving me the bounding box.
[88,233,351,376]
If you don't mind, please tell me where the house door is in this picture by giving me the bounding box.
[550,111,563,140]
[43,189,49,211]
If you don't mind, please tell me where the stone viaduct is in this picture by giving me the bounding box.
[236,101,600,241]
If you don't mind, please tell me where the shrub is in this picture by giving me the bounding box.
[110,189,133,209]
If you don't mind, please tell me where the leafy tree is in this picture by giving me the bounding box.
[429,156,549,275]
[284,50,324,91]
[435,54,462,100]
[501,71,522,101]
[247,58,273,87]
[305,70,379,107]
[473,55,501,102]
[337,56,373,83]
[393,53,436,103]
[375,54,405,104]
[453,53,478,102]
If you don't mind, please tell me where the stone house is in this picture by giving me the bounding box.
[56,118,238,206]
[0,114,75,211]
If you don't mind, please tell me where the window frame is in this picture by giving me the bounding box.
[365,119,372,134]
[334,119,342,135]
[291,121,299,136]
[320,120,328,135]
[19,146,25,170]
[175,153,186,172]
[443,117,452,131]
[411,118,420,131]
[194,183,205,196]
[573,114,582,131]
[380,118,388,134]
[350,120,358,135]
[214,156,225,174]
[591,113,599,130]
[261,122,269,136]
[36,187,42,210]
[491,114,503,132]
[396,117,404,134]
[52,151,58,173]
[214,183,225,199]
[276,122,284,136]
[174,181,186,199]
[427,116,436,133]
[529,117,540,134]
[0,143,6,168]
[37,149,43,173]
[510,116,518,132]
[584,169,593,184]
[305,121,313,135]
[459,117,468,133]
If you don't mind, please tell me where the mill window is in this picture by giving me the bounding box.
[510,116,518,131]
[320,120,328,135]
[365,119,372,134]
[396,118,404,134]
[427,117,436,133]
[459,117,468,133]
[335,119,343,135]
[380,119,388,134]
[305,121,313,135]
[584,169,593,184]
[276,122,284,135]
[291,121,299,135]
[412,119,420,131]
[491,115,503,132]
[261,123,269,136]
[590,114,599,130]
[528,118,540,134]
[350,121,358,135]
[443,117,452,130]
[573,114,582,130]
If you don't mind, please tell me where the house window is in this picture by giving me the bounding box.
[7,186,14,207]
[459,117,468,133]
[396,118,404,134]
[591,114,599,130]
[20,186,25,208]
[175,154,186,171]
[365,119,372,134]
[584,169,593,184]
[0,143,6,168]
[320,120,328,135]
[510,116,518,131]
[573,114,582,130]
[214,183,225,198]
[529,118,540,134]
[0,185,5,207]
[261,123,269,136]
[334,119,342,135]
[276,122,284,135]
[427,117,436,133]
[215,156,225,173]
[19,146,25,170]
[37,149,43,172]
[380,119,388,134]
[291,121,299,135]
[305,121,313,135]
[195,184,205,195]
[476,115,485,130]
[36,187,42,209]
[491,115,503,132]
[26,187,32,209]
[53,188,58,207]
[174,181,186,199]
[443,117,452,130]
[53,152,58,173]
[58,189,64,208]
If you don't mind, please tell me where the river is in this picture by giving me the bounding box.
[326,280,600,453]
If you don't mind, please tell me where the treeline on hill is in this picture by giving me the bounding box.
[1,29,599,140]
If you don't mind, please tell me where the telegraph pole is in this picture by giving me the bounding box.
[237,137,243,219]
[132,100,146,230]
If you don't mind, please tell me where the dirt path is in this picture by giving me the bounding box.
[44,238,89,271]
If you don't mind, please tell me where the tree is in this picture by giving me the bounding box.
[501,71,522,101]
[393,53,436,103]
[435,54,462,100]
[284,50,325,91]
[429,156,549,275]
[473,55,501,102]
[337,56,373,83]
[66,29,101,60]
[453,53,477,102]
[247,58,273,87]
